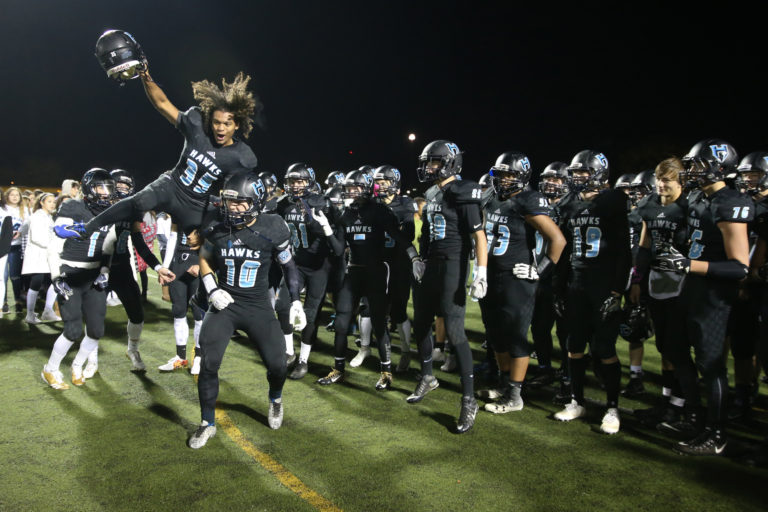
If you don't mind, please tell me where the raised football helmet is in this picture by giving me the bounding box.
[110,169,135,199]
[489,151,532,198]
[220,171,266,227]
[567,150,609,193]
[82,168,116,212]
[417,140,463,182]
[257,172,278,196]
[373,165,402,197]
[736,151,768,195]
[342,170,375,200]
[94,29,147,82]
[284,163,317,199]
[538,162,569,199]
[681,139,738,188]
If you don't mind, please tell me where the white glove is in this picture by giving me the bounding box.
[209,289,234,310]
[469,265,488,299]
[513,263,539,281]
[290,300,307,331]
[412,258,426,282]
[313,209,334,237]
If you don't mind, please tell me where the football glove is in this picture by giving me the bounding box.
[599,294,622,321]
[209,289,234,311]
[513,263,539,281]
[553,295,566,318]
[469,266,488,299]
[54,222,86,239]
[53,276,73,301]
[412,258,426,282]
[313,209,334,237]
[652,245,690,274]
[289,300,307,331]
[93,269,110,291]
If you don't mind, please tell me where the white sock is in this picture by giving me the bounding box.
[662,387,672,397]
[73,335,99,367]
[630,365,643,374]
[174,317,189,347]
[26,289,39,316]
[285,334,294,355]
[87,346,98,366]
[127,321,143,347]
[44,285,57,311]
[397,320,411,352]
[360,317,372,347]
[194,320,203,349]
[46,334,75,372]
[299,342,312,364]
[670,396,685,408]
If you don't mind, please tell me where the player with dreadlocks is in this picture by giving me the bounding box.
[62,68,261,239]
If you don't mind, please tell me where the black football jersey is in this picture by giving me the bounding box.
[686,187,753,262]
[111,215,145,268]
[636,193,689,256]
[171,107,258,201]
[56,200,114,264]
[338,200,411,267]
[752,197,768,243]
[628,207,643,257]
[202,214,291,303]
[420,179,483,260]
[275,193,337,269]
[557,189,632,290]
[383,195,417,263]
[484,188,549,272]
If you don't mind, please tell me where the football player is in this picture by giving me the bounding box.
[656,139,752,455]
[70,68,259,238]
[188,172,305,449]
[41,169,118,389]
[478,152,565,414]
[274,163,344,380]
[319,170,423,389]
[408,140,488,434]
[258,172,280,213]
[631,158,690,427]
[553,150,632,434]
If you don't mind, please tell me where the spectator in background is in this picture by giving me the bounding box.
[21,193,60,323]
[60,179,81,201]
[2,187,29,314]
[0,187,11,318]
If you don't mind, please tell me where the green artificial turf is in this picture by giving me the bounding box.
[0,278,766,511]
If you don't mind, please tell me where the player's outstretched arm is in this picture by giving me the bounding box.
[139,69,180,126]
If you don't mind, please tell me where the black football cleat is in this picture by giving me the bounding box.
[674,428,727,456]
[456,396,479,434]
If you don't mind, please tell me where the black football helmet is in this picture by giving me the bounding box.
[417,140,463,182]
[489,151,532,198]
[538,162,569,199]
[736,151,768,195]
[614,173,635,192]
[478,172,493,192]
[630,170,656,204]
[284,163,317,199]
[82,168,116,212]
[681,139,738,188]
[325,171,347,188]
[342,170,375,201]
[94,29,147,82]
[257,172,278,196]
[220,171,266,227]
[619,304,655,343]
[373,165,402,197]
[325,185,344,209]
[110,169,135,199]
[358,165,376,176]
[567,150,609,193]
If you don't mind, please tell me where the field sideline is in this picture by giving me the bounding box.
[1,277,766,511]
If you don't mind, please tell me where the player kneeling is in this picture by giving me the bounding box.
[188,172,305,449]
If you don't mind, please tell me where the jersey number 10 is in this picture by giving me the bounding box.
[223,259,262,288]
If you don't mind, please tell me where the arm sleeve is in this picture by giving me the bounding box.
[162,230,178,269]
[324,208,345,257]
[610,197,633,293]
[280,257,302,302]
[419,215,430,258]
[382,206,413,250]
[131,230,161,269]
[100,226,118,269]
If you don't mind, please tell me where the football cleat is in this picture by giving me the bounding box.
[289,362,308,380]
[188,421,217,449]
[476,387,505,401]
[484,389,524,414]
[456,396,479,433]
[406,375,439,403]
[675,428,727,456]
[375,372,393,390]
[41,368,70,390]
[553,381,572,405]
[349,347,371,368]
[83,360,99,379]
[190,356,201,376]
[600,408,621,434]
[440,353,457,372]
[25,313,41,324]
[126,349,146,372]
[621,374,646,398]
[71,365,86,386]
[286,353,297,368]
[431,347,446,363]
[268,401,284,430]
[317,369,345,385]
[526,367,556,388]
[554,400,587,421]
[657,412,699,439]
[40,309,62,322]
[158,355,188,372]
[395,353,411,373]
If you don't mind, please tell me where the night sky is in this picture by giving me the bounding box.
[1,1,764,192]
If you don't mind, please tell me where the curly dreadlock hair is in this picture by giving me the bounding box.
[191,72,263,139]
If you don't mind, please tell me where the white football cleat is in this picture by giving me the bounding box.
[83,360,99,379]
[600,407,621,434]
[25,314,41,325]
[126,349,146,372]
[158,355,188,372]
[268,401,283,430]
[190,356,202,376]
[40,309,62,322]
[554,400,586,422]
[440,353,457,372]
[349,347,371,368]
[431,347,446,363]
[188,421,217,449]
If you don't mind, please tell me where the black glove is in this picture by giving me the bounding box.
[53,276,73,301]
[553,294,566,318]
[599,294,622,321]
